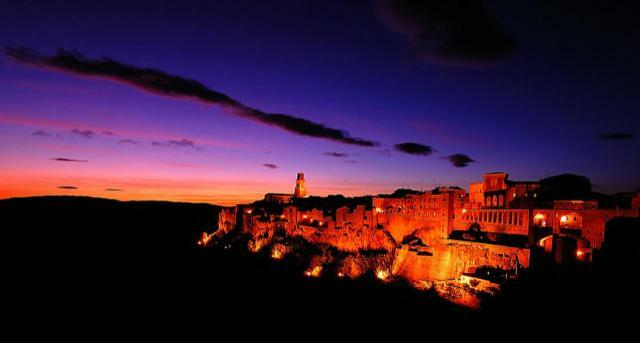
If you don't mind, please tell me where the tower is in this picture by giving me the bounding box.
[294,172,306,198]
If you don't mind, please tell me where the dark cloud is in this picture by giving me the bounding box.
[50,157,88,162]
[394,142,435,156]
[262,163,278,169]
[324,152,349,158]
[58,186,78,190]
[118,138,142,145]
[32,130,51,137]
[71,128,95,138]
[599,132,635,140]
[101,130,115,136]
[442,154,475,167]
[6,47,377,147]
[377,0,516,66]
[105,188,123,192]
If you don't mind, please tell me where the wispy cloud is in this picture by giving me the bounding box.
[57,185,78,189]
[118,138,142,145]
[324,152,349,158]
[71,128,95,138]
[151,138,199,149]
[105,188,123,192]
[262,163,278,169]
[50,157,88,162]
[6,47,377,147]
[168,138,196,148]
[101,130,115,136]
[32,130,51,137]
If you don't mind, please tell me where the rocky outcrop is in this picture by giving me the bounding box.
[217,207,238,236]
[392,239,529,282]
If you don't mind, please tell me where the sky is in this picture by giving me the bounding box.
[1,0,639,205]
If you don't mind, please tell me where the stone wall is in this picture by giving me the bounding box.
[392,240,530,282]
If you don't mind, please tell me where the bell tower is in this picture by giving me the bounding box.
[294,172,306,198]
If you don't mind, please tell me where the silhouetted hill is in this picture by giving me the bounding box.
[2,196,474,329]
[2,195,220,257]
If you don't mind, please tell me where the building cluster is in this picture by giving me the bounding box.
[257,172,639,264]
[220,171,639,306]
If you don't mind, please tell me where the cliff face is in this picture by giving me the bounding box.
[392,240,529,282]
[214,206,530,308]
[217,207,237,236]
[385,215,444,245]
[215,207,397,279]
[293,225,396,252]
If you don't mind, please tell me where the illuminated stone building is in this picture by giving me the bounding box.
[216,171,640,307]
[530,200,638,251]
[372,187,459,243]
[230,171,640,306]
[473,172,540,209]
[264,172,308,203]
[294,172,307,198]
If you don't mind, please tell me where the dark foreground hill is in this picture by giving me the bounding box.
[2,196,638,338]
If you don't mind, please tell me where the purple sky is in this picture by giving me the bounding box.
[1,0,639,205]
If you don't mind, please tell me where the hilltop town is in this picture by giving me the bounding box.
[211,172,640,307]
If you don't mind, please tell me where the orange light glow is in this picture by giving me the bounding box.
[375,208,383,214]
[560,215,568,223]
[271,247,284,260]
[249,241,263,253]
[375,269,389,281]
[534,213,544,220]
[246,209,253,214]
[576,249,584,258]
[462,208,467,214]
[337,272,344,278]
[302,214,308,219]
[196,231,213,247]
[305,265,322,278]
